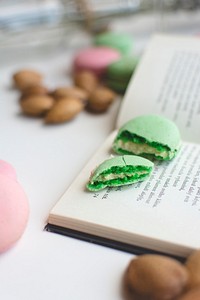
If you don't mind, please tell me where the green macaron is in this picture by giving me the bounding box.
[86,155,154,192]
[105,55,139,94]
[105,79,128,94]
[94,32,133,54]
[106,55,139,80]
[112,115,181,161]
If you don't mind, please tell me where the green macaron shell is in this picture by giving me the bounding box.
[105,56,139,94]
[106,55,139,81]
[113,115,181,160]
[105,79,128,94]
[94,32,133,54]
[86,155,154,191]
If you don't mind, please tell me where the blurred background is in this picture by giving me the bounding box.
[1,0,200,63]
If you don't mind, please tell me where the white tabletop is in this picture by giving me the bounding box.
[0,34,135,300]
[1,9,200,299]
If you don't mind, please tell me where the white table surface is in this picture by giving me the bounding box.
[0,35,135,300]
[1,10,200,300]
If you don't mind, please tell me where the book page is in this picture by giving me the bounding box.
[117,34,200,144]
[49,131,200,257]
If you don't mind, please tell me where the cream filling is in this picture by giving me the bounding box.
[116,140,169,159]
[97,170,147,181]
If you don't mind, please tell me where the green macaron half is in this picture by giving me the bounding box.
[112,115,181,161]
[86,155,154,192]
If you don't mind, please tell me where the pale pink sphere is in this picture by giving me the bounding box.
[0,174,29,253]
[0,160,17,180]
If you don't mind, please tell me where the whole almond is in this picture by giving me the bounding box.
[45,97,84,123]
[176,287,200,300]
[21,85,48,97]
[185,250,200,290]
[74,71,99,94]
[53,86,88,103]
[87,86,116,113]
[125,254,188,300]
[20,95,54,116]
[123,269,150,300]
[13,69,43,91]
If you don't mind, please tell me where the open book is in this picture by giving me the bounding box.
[46,34,200,259]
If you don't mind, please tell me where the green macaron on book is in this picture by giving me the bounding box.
[47,34,200,259]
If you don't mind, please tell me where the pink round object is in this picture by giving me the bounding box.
[0,160,17,180]
[0,174,29,253]
[73,47,121,76]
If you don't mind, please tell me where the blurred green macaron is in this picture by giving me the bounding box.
[94,32,133,55]
[105,55,139,94]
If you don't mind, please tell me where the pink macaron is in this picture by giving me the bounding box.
[0,159,17,180]
[0,160,29,253]
[73,47,121,77]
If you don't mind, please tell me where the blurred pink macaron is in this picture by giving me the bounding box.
[0,159,17,180]
[0,160,29,253]
[73,47,121,77]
